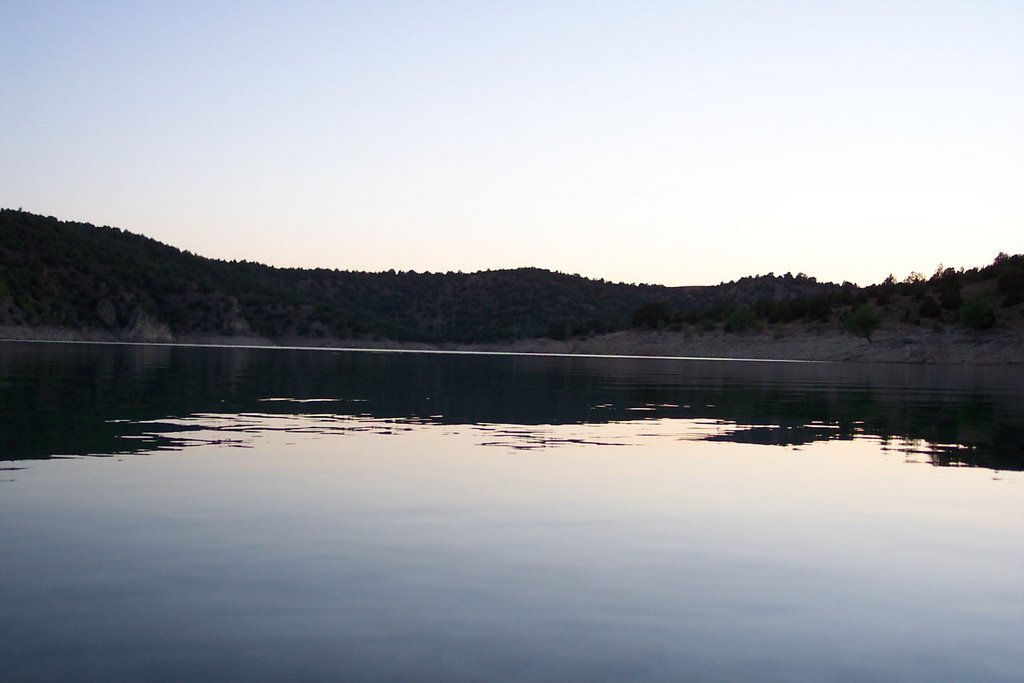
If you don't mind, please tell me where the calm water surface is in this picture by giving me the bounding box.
[1,341,1022,682]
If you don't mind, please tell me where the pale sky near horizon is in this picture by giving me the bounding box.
[2,1,1021,286]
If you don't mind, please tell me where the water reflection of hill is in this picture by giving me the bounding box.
[1,342,1021,470]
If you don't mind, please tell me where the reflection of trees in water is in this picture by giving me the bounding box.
[1,342,1021,470]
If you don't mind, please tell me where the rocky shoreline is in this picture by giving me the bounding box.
[2,324,1021,364]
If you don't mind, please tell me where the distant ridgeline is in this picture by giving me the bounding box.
[1,208,1022,343]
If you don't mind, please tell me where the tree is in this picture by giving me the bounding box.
[844,304,881,341]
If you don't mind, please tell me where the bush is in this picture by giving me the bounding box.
[918,296,941,319]
[546,317,581,340]
[724,304,760,333]
[997,266,1023,306]
[958,294,995,330]
[844,304,882,341]
[631,301,672,329]
[939,284,963,311]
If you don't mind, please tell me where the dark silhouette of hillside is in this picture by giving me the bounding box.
[1,209,1021,344]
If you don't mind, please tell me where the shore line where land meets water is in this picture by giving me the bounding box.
[0,337,827,365]
[1,325,1022,364]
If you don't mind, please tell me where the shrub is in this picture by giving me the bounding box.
[724,304,760,333]
[997,266,1023,307]
[631,301,672,329]
[844,304,882,341]
[918,296,941,319]
[958,294,995,330]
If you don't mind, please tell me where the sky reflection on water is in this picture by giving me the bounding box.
[1,342,1022,682]
[1,341,1022,468]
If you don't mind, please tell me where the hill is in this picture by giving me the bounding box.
[1,209,1022,349]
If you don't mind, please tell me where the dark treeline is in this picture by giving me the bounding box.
[1,209,1021,343]
[630,254,1024,339]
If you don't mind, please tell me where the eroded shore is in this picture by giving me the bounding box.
[2,324,1021,364]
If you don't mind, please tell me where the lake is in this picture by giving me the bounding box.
[1,341,1022,682]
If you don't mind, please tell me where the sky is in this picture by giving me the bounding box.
[1,1,1021,286]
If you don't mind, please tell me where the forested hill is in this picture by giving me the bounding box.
[1,209,1021,344]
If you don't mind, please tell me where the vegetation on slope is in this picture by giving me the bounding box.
[1,209,1021,344]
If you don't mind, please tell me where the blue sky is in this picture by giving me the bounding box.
[2,1,1021,285]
